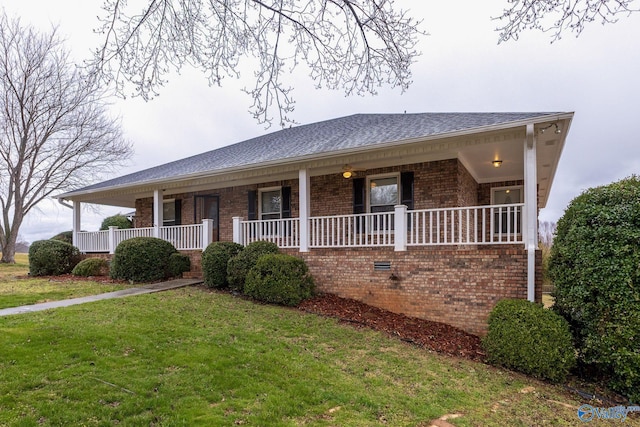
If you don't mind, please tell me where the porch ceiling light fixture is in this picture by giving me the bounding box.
[492,159,503,168]
[540,122,562,135]
[342,165,354,179]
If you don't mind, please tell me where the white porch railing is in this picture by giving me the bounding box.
[115,227,155,245]
[76,230,109,252]
[237,203,523,250]
[308,211,395,247]
[160,224,203,250]
[76,205,523,254]
[407,204,523,246]
[76,220,214,253]
[241,218,300,248]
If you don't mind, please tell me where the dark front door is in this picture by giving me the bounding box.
[195,195,219,242]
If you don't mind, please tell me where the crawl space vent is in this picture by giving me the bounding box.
[373,261,391,271]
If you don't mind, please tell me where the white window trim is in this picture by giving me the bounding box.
[366,172,400,213]
[258,186,282,220]
[490,185,524,205]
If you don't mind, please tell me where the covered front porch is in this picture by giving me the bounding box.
[75,202,525,253]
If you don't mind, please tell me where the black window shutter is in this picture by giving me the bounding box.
[401,171,414,210]
[353,178,366,214]
[174,199,182,226]
[281,186,292,218]
[248,190,257,220]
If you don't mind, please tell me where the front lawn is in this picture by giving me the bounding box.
[0,255,133,309]
[0,287,618,426]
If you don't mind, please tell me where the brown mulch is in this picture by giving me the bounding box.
[298,293,485,362]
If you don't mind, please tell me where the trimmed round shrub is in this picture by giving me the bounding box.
[244,254,315,306]
[483,299,576,383]
[29,239,81,276]
[110,237,177,282]
[72,258,109,277]
[549,176,640,400]
[202,241,244,288]
[227,240,279,292]
[168,253,191,278]
[100,214,132,230]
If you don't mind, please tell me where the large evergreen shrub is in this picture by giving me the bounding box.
[168,253,191,278]
[201,241,244,288]
[100,214,132,230]
[483,299,576,383]
[244,254,315,306]
[110,237,178,282]
[226,240,279,292]
[549,176,640,400]
[29,240,81,276]
[50,231,73,245]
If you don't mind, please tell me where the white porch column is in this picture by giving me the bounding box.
[394,205,407,251]
[298,168,310,252]
[72,201,81,248]
[202,219,214,249]
[232,217,243,245]
[524,123,538,302]
[153,189,163,238]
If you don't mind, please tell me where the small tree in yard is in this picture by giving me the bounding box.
[0,12,132,264]
[100,214,132,231]
[549,176,640,402]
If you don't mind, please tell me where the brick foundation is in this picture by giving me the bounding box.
[285,246,541,336]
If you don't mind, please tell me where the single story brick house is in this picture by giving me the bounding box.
[56,112,573,335]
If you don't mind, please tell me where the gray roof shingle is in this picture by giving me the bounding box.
[66,112,562,194]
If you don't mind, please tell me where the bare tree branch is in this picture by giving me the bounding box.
[90,0,425,127]
[0,12,133,263]
[495,0,639,42]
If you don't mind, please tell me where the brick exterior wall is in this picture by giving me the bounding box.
[120,158,542,336]
[285,246,541,336]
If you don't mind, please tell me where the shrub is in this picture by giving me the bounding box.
[483,299,576,383]
[100,214,132,230]
[110,237,177,282]
[202,241,244,288]
[29,240,81,276]
[549,176,640,400]
[72,258,109,277]
[51,231,73,244]
[244,254,315,306]
[168,253,191,278]
[226,240,279,292]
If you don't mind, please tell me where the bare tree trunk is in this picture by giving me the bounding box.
[0,13,133,263]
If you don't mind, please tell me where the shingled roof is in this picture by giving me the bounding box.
[60,112,564,196]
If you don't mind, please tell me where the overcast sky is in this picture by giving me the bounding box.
[4,0,640,244]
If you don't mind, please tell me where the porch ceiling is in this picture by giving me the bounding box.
[59,113,572,209]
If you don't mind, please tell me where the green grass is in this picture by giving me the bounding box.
[0,254,132,309]
[1,287,631,427]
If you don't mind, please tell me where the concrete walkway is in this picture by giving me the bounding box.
[0,278,203,317]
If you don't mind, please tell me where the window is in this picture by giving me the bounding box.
[368,175,399,213]
[260,188,282,220]
[491,186,522,234]
[163,200,176,226]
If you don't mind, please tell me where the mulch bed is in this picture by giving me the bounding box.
[298,293,485,362]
